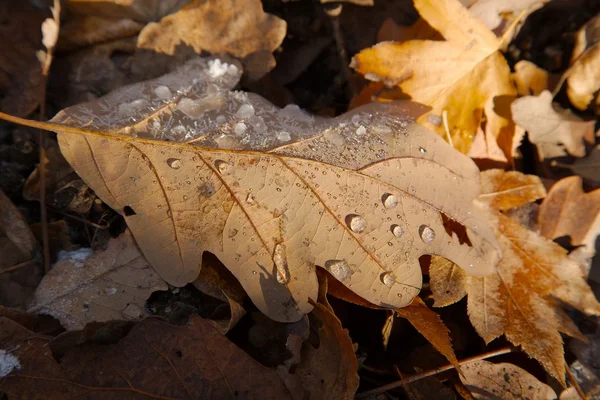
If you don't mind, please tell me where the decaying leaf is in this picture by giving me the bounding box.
[0,56,504,323]
[538,176,600,255]
[279,302,359,400]
[0,190,42,308]
[29,230,168,330]
[512,90,595,159]
[137,0,286,78]
[460,360,556,399]
[566,14,600,112]
[66,0,191,22]
[0,315,293,398]
[352,0,518,158]
[429,169,600,383]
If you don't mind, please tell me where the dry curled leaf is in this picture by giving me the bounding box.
[28,230,168,330]
[460,360,556,399]
[3,57,502,324]
[512,90,596,160]
[0,315,293,398]
[137,0,286,78]
[430,169,600,383]
[352,0,518,158]
[538,176,600,255]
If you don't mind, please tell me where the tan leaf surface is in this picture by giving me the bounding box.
[429,255,467,307]
[460,360,556,399]
[430,169,600,383]
[566,15,600,112]
[3,57,501,323]
[67,0,191,22]
[0,315,293,398]
[512,60,558,96]
[137,0,286,78]
[477,169,547,211]
[351,0,517,157]
[395,296,459,368]
[279,302,359,400]
[538,176,600,254]
[512,90,596,159]
[29,230,168,330]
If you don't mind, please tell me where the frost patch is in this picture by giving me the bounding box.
[207,59,238,79]
[0,350,21,377]
[57,248,93,268]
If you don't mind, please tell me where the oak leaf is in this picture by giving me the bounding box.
[460,360,556,399]
[28,230,168,330]
[351,0,518,158]
[1,57,501,323]
[429,169,600,383]
[0,315,293,398]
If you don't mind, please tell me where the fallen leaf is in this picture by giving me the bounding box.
[0,315,293,398]
[429,169,600,383]
[137,0,286,79]
[66,0,191,22]
[0,1,48,116]
[58,15,144,52]
[566,14,600,112]
[538,176,600,255]
[29,230,168,330]
[321,0,373,5]
[376,17,441,42]
[279,302,359,400]
[352,0,518,158]
[0,190,42,308]
[429,255,467,307]
[460,360,556,399]
[17,56,506,324]
[466,0,549,32]
[512,60,558,96]
[395,296,459,369]
[512,90,595,159]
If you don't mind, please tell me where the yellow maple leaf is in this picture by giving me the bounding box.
[351,0,517,158]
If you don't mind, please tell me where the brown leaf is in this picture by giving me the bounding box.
[512,90,595,159]
[0,2,48,116]
[538,176,600,254]
[29,230,168,330]
[0,315,293,398]
[395,296,459,369]
[0,189,41,308]
[430,169,600,383]
[66,0,191,22]
[477,169,547,211]
[137,0,286,78]
[460,360,556,399]
[58,15,144,52]
[429,255,467,307]
[17,56,505,323]
[279,302,359,400]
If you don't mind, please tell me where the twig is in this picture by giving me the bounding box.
[565,361,588,400]
[0,259,36,276]
[356,346,515,398]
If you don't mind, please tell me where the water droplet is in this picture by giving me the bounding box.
[122,304,142,319]
[154,85,172,99]
[345,214,366,233]
[419,225,435,244]
[235,104,255,119]
[234,122,247,135]
[252,270,257,275]
[104,287,117,295]
[325,260,351,281]
[356,125,366,135]
[391,224,403,238]
[214,160,232,175]
[277,131,291,142]
[246,193,256,205]
[130,177,136,182]
[380,272,396,287]
[397,293,403,298]
[167,158,182,169]
[273,243,290,284]
[418,147,427,155]
[382,193,398,209]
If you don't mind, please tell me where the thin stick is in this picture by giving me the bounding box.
[0,259,36,276]
[356,347,515,398]
[565,362,587,400]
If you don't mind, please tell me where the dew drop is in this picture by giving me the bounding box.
[418,147,427,155]
[382,193,398,209]
[356,125,366,135]
[419,225,435,244]
[380,272,396,287]
[167,158,182,169]
[252,270,257,275]
[104,287,117,295]
[246,193,256,205]
[215,134,240,149]
[277,131,291,142]
[345,214,366,233]
[273,243,290,285]
[214,160,232,175]
[325,260,351,281]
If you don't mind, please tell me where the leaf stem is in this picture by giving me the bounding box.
[356,346,515,398]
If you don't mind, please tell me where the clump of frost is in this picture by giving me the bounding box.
[0,350,21,377]
[207,59,238,79]
[57,248,93,262]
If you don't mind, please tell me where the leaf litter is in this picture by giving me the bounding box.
[0,0,600,398]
